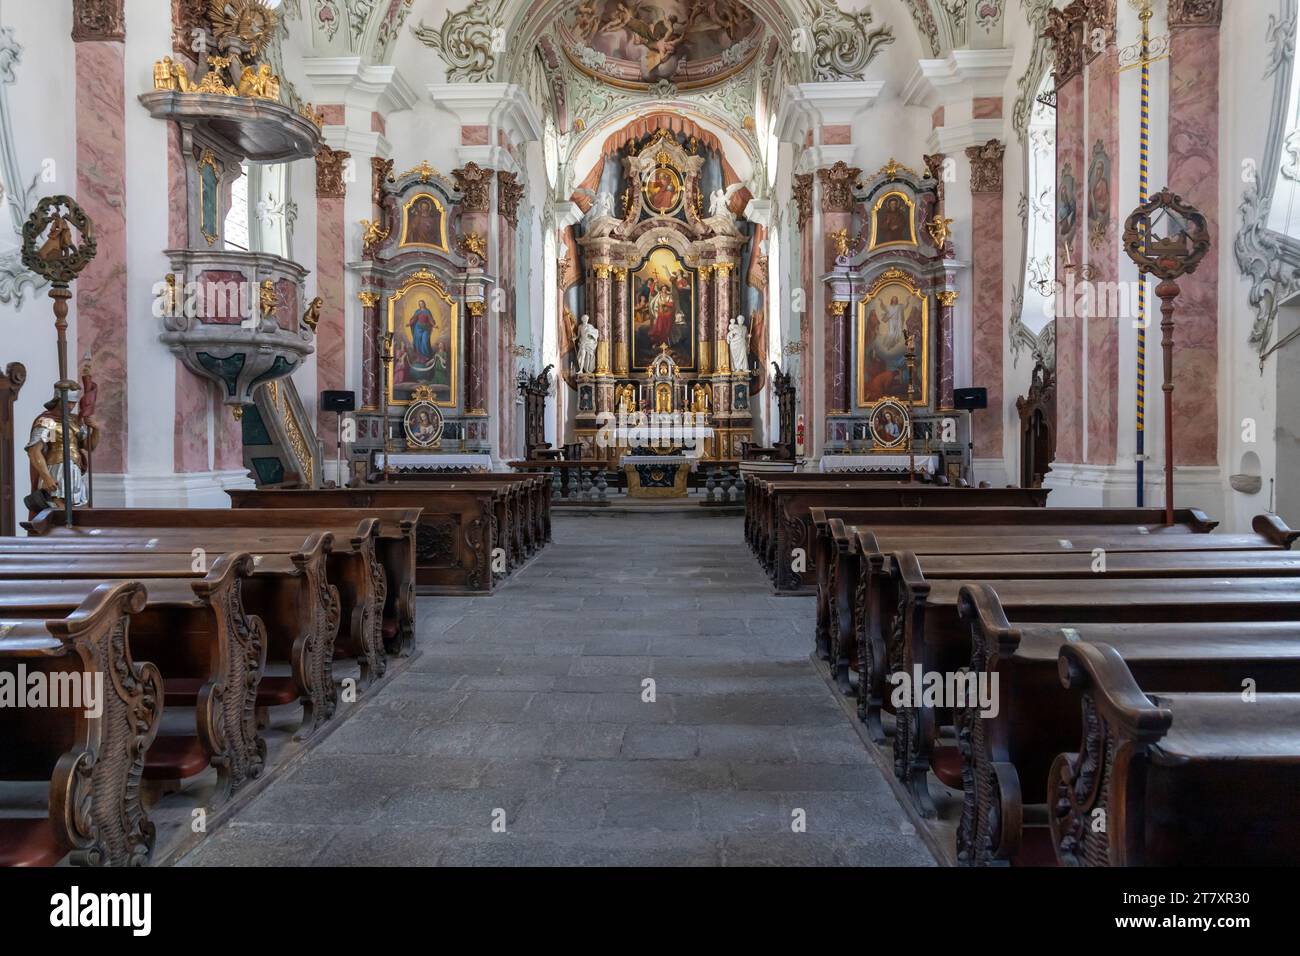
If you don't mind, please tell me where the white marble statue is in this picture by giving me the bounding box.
[576,313,599,374]
[727,314,750,374]
[703,181,748,237]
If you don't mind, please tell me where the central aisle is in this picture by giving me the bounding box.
[181,513,935,866]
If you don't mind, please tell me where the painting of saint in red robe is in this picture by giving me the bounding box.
[644,166,682,215]
[632,246,695,369]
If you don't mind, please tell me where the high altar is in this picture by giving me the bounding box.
[560,128,763,462]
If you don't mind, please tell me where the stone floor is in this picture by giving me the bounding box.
[178,513,936,866]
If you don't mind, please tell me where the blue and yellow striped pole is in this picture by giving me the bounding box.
[1135,4,1152,506]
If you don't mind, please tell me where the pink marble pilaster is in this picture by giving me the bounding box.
[1054,74,1086,464]
[827,301,848,414]
[360,295,379,409]
[594,265,612,378]
[75,39,128,472]
[1167,8,1220,466]
[1084,38,1120,465]
[714,264,733,371]
[698,266,713,374]
[315,145,349,436]
[969,188,1004,456]
[938,296,956,409]
[614,267,629,375]
[168,121,210,472]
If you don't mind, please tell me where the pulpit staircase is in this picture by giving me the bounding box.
[241,376,321,488]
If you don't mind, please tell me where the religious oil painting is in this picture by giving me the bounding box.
[868,190,916,250]
[642,164,684,216]
[403,388,445,448]
[869,398,910,450]
[857,271,928,408]
[388,274,458,406]
[399,193,449,251]
[631,246,695,370]
[559,0,762,90]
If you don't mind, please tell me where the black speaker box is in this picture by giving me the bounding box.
[953,387,987,411]
[321,390,356,413]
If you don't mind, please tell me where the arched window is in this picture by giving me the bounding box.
[1021,72,1056,337]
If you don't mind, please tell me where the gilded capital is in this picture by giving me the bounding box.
[358,291,381,308]
[937,290,958,307]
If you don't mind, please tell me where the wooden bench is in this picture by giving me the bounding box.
[375,472,551,557]
[29,506,418,657]
[889,574,1300,817]
[815,507,1229,709]
[22,521,387,687]
[0,552,267,804]
[0,537,339,734]
[0,581,161,867]
[1050,640,1300,865]
[229,485,503,595]
[956,583,1300,865]
[749,481,1051,592]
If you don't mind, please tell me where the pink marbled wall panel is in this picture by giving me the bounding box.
[168,121,212,473]
[461,125,490,146]
[932,107,944,129]
[973,97,1003,119]
[1085,48,1119,464]
[1167,26,1219,466]
[970,191,1003,457]
[371,111,386,135]
[801,227,812,434]
[316,197,347,436]
[75,41,127,472]
[1054,77,1086,464]
[319,104,345,125]
[214,400,243,470]
[821,124,851,145]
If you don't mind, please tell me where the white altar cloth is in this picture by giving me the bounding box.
[819,454,939,474]
[375,453,494,472]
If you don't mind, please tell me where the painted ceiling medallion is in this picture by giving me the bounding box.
[558,0,765,91]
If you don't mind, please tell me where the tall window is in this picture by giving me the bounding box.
[224,163,250,252]
[1021,73,1057,333]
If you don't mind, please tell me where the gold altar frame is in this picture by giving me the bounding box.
[868,189,918,251]
[856,268,929,409]
[386,269,458,407]
[398,192,450,252]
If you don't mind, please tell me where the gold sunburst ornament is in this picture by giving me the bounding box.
[207,0,279,60]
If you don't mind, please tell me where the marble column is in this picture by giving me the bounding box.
[73,0,127,472]
[613,267,629,375]
[359,291,380,409]
[697,265,713,374]
[453,163,492,417]
[169,120,209,472]
[593,264,613,414]
[1084,1,1120,465]
[315,145,350,437]
[466,300,487,414]
[1048,3,1087,464]
[793,173,813,438]
[1168,0,1222,466]
[827,300,849,414]
[714,263,734,373]
[966,139,1005,458]
[937,290,957,409]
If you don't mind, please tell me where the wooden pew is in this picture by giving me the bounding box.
[887,574,1300,817]
[229,485,504,595]
[0,581,162,867]
[376,472,551,558]
[0,540,339,734]
[956,584,1300,865]
[750,480,1051,592]
[1050,640,1300,866]
[0,552,267,804]
[28,506,417,657]
[814,507,1227,707]
[22,521,386,686]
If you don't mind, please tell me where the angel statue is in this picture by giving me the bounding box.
[575,188,621,238]
[575,313,599,374]
[727,314,750,375]
[704,181,749,236]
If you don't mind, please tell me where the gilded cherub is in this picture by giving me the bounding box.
[301,296,322,333]
[360,218,389,257]
[259,279,278,318]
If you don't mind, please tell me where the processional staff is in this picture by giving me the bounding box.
[20,196,98,529]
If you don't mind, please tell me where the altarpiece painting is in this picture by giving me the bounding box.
[388,273,458,407]
[857,270,928,408]
[631,246,695,370]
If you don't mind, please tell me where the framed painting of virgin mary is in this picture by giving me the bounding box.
[387,271,458,407]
